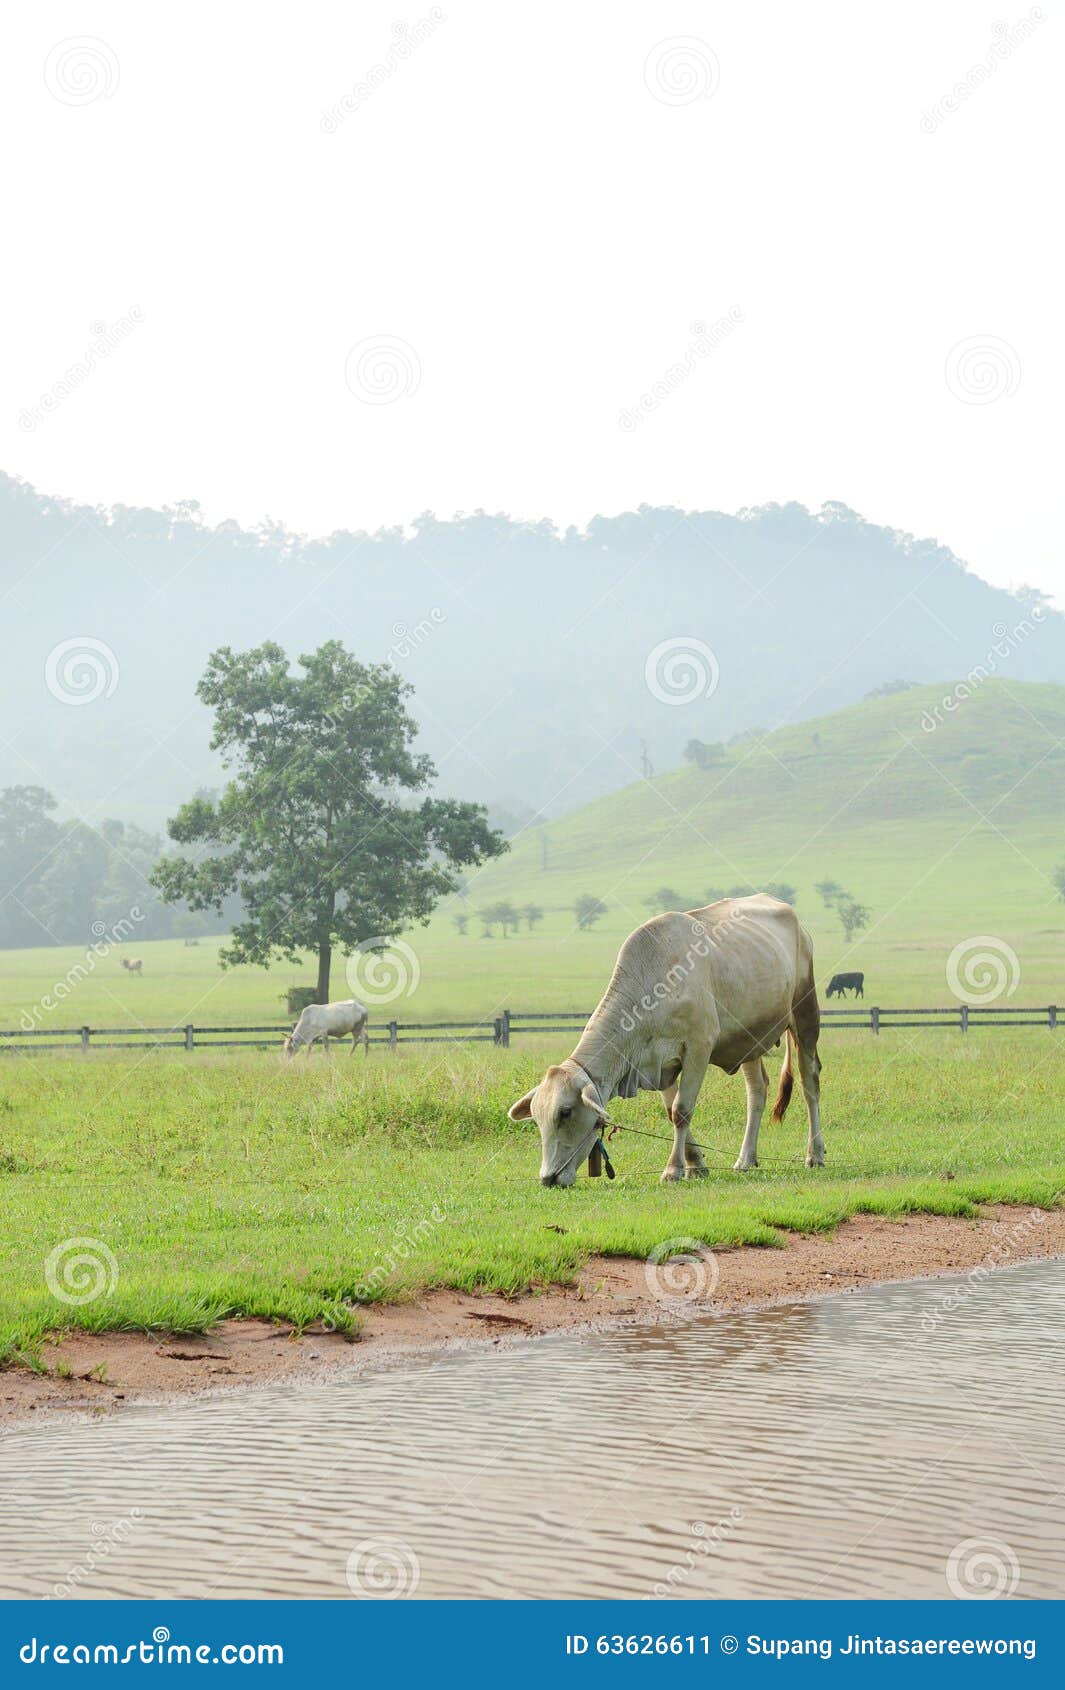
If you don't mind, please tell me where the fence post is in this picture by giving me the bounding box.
[493,1016,504,1046]
[500,1008,511,1049]
[388,1020,398,1052]
[80,1025,90,1052]
[1050,1005,1058,1030]
[184,1024,194,1051]
[960,1003,969,1033]
[870,1006,879,1036]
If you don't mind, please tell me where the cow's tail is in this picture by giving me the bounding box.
[771,1029,795,1124]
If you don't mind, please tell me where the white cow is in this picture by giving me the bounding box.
[283,998,369,1058]
[508,894,823,1184]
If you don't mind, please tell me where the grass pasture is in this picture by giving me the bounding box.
[2,682,1065,1366]
[1,1031,1064,1365]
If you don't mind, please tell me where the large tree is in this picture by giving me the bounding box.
[152,641,507,999]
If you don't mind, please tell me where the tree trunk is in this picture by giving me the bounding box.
[316,936,332,1003]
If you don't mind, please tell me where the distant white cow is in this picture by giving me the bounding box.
[283,998,370,1059]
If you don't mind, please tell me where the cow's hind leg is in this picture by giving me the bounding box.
[798,1038,824,1166]
[791,994,825,1166]
[733,1058,768,1171]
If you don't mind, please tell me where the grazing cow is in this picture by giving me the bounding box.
[121,957,143,975]
[508,894,823,1183]
[283,998,369,1058]
[826,971,864,999]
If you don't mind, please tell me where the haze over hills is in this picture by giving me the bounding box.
[1,471,1059,828]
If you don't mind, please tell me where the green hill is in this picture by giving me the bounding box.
[422,679,1065,1013]
[3,682,1062,1028]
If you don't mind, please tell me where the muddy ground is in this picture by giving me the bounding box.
[4,1204,1064,1426]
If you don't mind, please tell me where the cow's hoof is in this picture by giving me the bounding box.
[732,1158,757,1172]
[685,1165,709,1179]
[806,1155,825,1168]
[660,1167,686,1183]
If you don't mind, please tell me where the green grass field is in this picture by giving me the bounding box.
[2,680,1064,1364]
[2,1032,1063,1364]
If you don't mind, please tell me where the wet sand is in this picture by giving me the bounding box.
[4,1203,1064,1426]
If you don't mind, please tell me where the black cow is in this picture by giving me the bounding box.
[826,972,864,999]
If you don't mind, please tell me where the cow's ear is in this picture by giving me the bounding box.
[580,1082,610,1123]
[508,1087,537,1121]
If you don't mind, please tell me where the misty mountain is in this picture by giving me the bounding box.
[1,472,1058,829]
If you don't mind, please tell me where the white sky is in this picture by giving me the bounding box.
[3,1,1062,598]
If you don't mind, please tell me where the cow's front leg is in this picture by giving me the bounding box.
[733,1058,768,1171]
[661,1056,709,1182]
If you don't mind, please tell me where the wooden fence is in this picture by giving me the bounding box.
[0,1003,1060,1055]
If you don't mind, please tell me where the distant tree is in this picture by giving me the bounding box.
[1053,862,1065,903]
[172,909,209,941]
[575,893,607,930]
[864,679,916,701]
[816,879,843,908]
[836,897,870,942]
[522,903,544,931]
[0,786,60,947]
[452,912,469,936]
[644,886,684,914]
[152,640,505,1000]
[36,821,110,941]
[764,882,798,906]
[683,738,725,771]
[477,905,500,938]
[497,900,520,938]
[704,886,726,905]
[727,883,755,899]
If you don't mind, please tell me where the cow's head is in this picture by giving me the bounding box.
[282,1031,298,1059]
[508,1061,609,1186]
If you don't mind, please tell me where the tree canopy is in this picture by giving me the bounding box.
[152,640,506,998]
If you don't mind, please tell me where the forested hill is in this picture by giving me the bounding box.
[1,471,1058,826]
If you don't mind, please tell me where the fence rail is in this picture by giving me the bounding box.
[0,1003,1060,1055]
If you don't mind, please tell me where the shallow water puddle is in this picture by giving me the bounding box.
[2,1260,1064,1599]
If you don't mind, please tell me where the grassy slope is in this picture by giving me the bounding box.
[4,679,1061,1029]
[2,1033,1064,1361]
